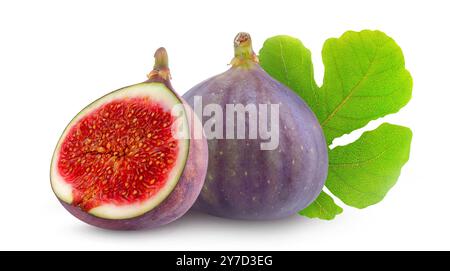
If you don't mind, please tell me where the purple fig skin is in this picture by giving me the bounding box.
[55,48,208,230]
[183,63,328,220]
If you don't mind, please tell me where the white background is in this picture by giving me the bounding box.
[0,0,449,250]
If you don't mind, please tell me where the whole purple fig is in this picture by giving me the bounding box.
[183,33,328,220]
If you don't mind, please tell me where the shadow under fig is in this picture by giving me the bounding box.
[71,208,318,237]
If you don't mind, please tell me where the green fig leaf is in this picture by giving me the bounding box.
[259,35,320,114]
[320,30,412,144]
[259,30,413,220]
[326,123,412,208]
[260,30,412,144]
[299,191,343,220]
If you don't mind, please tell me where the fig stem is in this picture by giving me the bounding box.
[231,32,259,67]
[147,47,171,81]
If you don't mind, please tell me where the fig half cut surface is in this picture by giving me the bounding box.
[51,48,208,230]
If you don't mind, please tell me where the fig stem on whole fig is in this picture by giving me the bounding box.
[148,47,171,81]
[231,32,259,67]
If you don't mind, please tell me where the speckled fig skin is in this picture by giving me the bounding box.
[183,33,328,220]
[55,48,208,230]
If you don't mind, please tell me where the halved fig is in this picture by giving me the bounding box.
[50,48,208,230]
